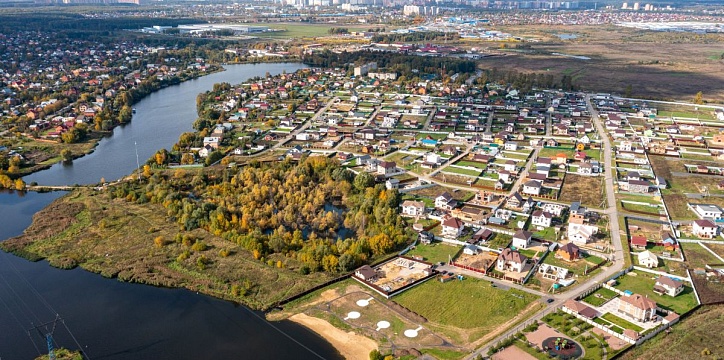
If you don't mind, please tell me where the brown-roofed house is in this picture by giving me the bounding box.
[496,248,527,273]
[557,243,581,262]
[654,276,684,297]
[618,293,657,322]
[564,299,598,319]
[355,265,377,281]
[630,236,648,250]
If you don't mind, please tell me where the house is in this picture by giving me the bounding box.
[542,202,567,217]
[355,265,378,281]
[617,293,657,322]
[401,200,426,217]
[692,204,724,220]
[377,161,397,176]
[203,136,221,149]
[623,179,651,194]
[631,236,648,250]
[578,162,594,175]
[471,228,493,243]
[463,244,480,255]
[512,230,533,249]
[496,248,527,273]
[503,160,517,172]
[692,219,719,239]
[531,210,553,229]
[654,276,684,297]
[498,170,511,183]
[507,192,524,208]
[441,216,464,238]
[385,178,400,190]
[568,223,597,245]
[638,250,659,268]
[435,192,458,210]
[522,180,542,196]
[539,263,569,280]
[557,243,580,262]
[563,299,598,319]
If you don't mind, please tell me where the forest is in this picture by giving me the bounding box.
[109,156,411,274]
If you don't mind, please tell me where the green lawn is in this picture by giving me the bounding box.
[394,277,538,330]
[593,317,624,334]
[442,166,482,177]
[613,271,699,314]
[601,313,644,332]
[405,243,459,264]
[581,287,619,307]
[486,233,512,250]
[533,227,558,241]
[454,160,488,170]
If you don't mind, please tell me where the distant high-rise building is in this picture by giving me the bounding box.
[622,2,628,9]
[403,4,421,16]
[632,2,639,10]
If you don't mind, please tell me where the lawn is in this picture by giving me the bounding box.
[581,287,619,307]
[613,271,699,314]
[533,227,558,241]
[454,160,488,170]
[394,277,539,342]
[406,242,459,264]
[254,23,373,39]
[486,233,512,250]
[601,313,644,332]
[442,166,482,177]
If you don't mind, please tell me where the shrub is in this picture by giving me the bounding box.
[191,240,208,252]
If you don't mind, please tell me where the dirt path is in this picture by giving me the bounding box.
[289,313,377,360]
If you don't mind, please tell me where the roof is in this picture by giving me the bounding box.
[524,180,542,188]
[559,242,580,255]
[513,230,533,241]
[564,299,597,319]
[655,276,683,289]
[442,216,464,229]
[620,293,657,311]
[401,200,425,208]
[694,219,717,228]
[438,192,453,201]
[498,248,527,264]
[532,210,552,219]
[631,236,648,247]
[355,265,376,279]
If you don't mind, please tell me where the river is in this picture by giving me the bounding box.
[1,63,343,360]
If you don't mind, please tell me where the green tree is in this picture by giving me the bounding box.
[694,91,704,105]
[353,172,374,191]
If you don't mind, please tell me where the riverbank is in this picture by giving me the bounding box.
[7,65,223,181]
[0,188,336,310]
[289,313,377,360]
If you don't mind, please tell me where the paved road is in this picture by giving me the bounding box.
[464,95,626,359]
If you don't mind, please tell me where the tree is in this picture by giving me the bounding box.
[14,178,26,191]
[353,172,374,191]
[154,236,165,248]
[694,91,704,105]
[60,148,73,162]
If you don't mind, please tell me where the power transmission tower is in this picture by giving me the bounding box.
[29,315,61,360]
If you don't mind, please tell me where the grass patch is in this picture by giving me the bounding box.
[601,312,644,332]
[681,242,721,268]
[442,166,482,177]
[406,242,459,264]
[581,287,619,306]
[420,348,466,360]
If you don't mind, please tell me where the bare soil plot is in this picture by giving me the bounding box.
[558,174,605,209]
[492,345,538,360]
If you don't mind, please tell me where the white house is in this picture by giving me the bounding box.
[512,230,533,249]
[531,210,553,229]
[692,204,724,220]
[638,250,659,268]
[692,219,719,239]
[654,276,684,297]
[377,161,397,176]
[463,244,480,255]
[522,180,542,196]
[542,202,566,217]
[401,200,425,217]
[568,223,598,245]
[441,216,464,238]
[496,248,527,273]
[503,160,517,172]
[435,192,457,210]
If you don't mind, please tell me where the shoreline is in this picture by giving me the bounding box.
[288,313,377,360]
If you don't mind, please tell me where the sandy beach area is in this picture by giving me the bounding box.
[289,313,377,360]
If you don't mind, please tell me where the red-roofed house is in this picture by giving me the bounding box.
[631,236,648,250]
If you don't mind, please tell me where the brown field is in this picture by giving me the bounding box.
[558,174,605,209]
[618,305,724,360]
[484,25,724,103]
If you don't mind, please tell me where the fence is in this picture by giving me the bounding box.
[559,306,637,345]
[273,273,352,310]
[583,259,610,275]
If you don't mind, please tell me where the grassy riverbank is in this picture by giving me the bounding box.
[1,188,335,310]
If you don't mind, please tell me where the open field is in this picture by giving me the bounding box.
[1,189,335,310]
[252,23,380,39]
[394,277,540,345]
[681,242,722,269]
[613,271,698,314]
[558,174,605,209]
[490,25,724,102]
[618,305,724,360]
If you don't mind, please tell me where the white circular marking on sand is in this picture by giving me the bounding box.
[345,311,361,320]
[404,329,418,338]
[376,321,391,331]
[356,299,370,307]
